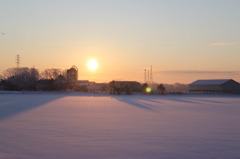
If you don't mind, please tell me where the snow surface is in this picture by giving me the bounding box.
[0,93,240,159]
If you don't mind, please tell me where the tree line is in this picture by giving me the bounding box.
[0,67,188,94]
[0,67,67,91]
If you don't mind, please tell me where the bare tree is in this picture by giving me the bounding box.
[54,75,67,91]
[0,74,4,80]
[41,68,63,80]
[2,67,39,90]
[2,67,19,79]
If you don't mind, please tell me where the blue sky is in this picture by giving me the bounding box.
[1,0,240,83]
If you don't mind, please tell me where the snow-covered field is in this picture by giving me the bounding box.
[0,93,240,159]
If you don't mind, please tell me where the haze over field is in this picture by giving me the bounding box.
[0,93,240,159]
[1,0,240,83]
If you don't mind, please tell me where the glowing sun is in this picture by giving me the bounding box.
[87,59,98,71]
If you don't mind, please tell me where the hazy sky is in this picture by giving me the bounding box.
[1,0,240,83]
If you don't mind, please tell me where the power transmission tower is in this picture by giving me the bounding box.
[144,69,147,83]
[147,69,150,83]
[144,66,154,84]
[150,65,153,84]
[16,55,20,68]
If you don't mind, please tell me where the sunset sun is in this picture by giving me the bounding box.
[87,59,98,71]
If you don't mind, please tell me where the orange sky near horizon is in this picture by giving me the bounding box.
[1,1,240,84]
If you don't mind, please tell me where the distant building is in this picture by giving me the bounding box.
[74,80,107,93]
[189,79,240,94]
[108,81,142,94]
[75,80,89,92]
[76,80,89,86]
[67,66,78,89]
[87,83,108,93]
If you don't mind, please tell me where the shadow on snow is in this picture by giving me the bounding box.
[111,95,160,111]
[0,93,65,120]
[0,92,238,119]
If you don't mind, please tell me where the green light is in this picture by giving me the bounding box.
[146,87,151,93]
